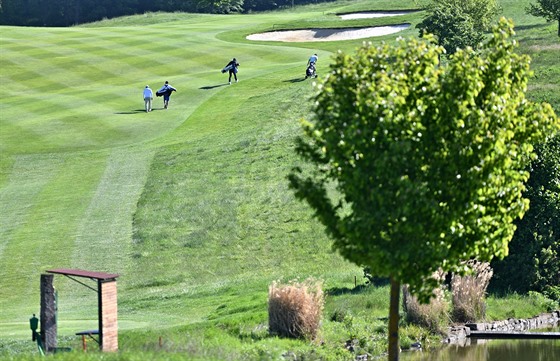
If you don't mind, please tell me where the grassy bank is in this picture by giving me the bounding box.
[1,0,558,359]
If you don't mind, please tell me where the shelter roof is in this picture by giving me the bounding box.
[47,268,119,281]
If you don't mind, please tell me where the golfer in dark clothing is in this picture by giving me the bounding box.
[156,81,177,109]
[226,58,239,84]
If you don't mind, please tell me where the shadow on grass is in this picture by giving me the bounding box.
[115,108,166,114]
[200,84,228,90]
[114,109,147,114]
[284,77,308,83]
[515,23,550,31]
[326,284,370,296]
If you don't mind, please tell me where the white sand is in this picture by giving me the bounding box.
[246,24,410,42]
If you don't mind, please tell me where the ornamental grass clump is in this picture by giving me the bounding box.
[268,279,324,339]
[451,260,493,323]
[403,270,449,334]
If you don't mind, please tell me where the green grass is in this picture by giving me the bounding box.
[1,0,558,359]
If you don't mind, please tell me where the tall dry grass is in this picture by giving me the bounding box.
[402,270,449,333]
[451,260,493,323]
[268,278,324,339]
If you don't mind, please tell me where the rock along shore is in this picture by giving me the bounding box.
[446,310,560,345]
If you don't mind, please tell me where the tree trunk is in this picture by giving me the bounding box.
[388,277,400,361]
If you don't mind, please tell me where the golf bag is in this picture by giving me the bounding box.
[156,88,170,97]
[305,63,316,79]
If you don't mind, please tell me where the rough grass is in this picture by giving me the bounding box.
[403,271,449,334]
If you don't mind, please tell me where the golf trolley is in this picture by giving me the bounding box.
[305,62,317,79]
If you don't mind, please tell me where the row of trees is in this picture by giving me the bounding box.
[0,0,328,26]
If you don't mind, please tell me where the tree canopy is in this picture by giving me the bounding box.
[416,0,500,54]
[289,18,558,360]
[526,0,560,36]
[490,134,560,298]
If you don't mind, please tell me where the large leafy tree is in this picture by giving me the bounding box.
[416,0,500,54]
[289,19,558,361]
[527,0,560,36]
[490,134,560,297]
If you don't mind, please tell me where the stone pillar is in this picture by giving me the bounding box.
[40,274,57,351]
[99,280,118,351]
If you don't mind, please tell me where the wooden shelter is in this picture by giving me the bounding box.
[43,268,119,352]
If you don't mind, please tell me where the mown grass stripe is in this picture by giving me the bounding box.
[70,147,154,277]
[0,155,66,260]
[0,152,107,318]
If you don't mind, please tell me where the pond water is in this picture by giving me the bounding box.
[400,339,560,361]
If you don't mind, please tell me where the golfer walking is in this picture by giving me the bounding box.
[157,81,177,109]
[225,58,239,84]
[308,53,318,66]
[143,85,153,112]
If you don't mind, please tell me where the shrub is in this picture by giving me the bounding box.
[543,286,560,303]
[362,266,390,286]
[268,278,324,339]
[330,308,347,323]
[451,260,493,322]
[402,270,449,333]
[528,291,560,312]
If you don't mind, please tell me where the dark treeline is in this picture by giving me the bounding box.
[0,0,331,27]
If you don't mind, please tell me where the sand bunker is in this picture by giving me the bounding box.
[247,11,414,42]
[339,12,413,20]
[246,24,410,42]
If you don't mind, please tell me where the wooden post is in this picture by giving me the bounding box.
[40,274,57,351]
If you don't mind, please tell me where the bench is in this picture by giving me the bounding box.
[75,330,99,351]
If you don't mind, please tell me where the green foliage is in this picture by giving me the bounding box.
[363,267,390,286]
[416,0,501,54]
[398,324,440,351]
[490,134,560,295]
[486,292,556,320]
[543,286,560,302]
[526,0,560,36]
[527,291,560,312]
[197,0,244,13]
[289,18,559,303]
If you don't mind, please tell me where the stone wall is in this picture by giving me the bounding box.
[446,310,560,345]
